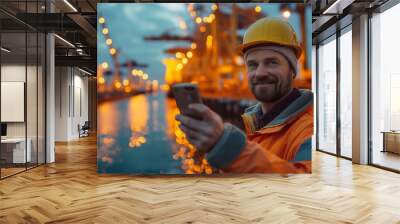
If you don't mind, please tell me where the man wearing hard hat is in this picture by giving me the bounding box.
[176,17,313,173]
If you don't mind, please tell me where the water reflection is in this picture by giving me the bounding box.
[98,100,118,135]
[98,93,182,174]
[98,92,247,174]
[164,97,214,174]
[98,101,119,166]
[127,95,148,149]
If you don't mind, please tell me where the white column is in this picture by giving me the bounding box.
[45,0,56,163]
[352,14,369,164]
[46,33,55,163]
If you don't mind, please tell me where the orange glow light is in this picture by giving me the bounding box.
[114,81,122,89]
[124,86,132,93]
[175,52,184,59]
[99,17,105,24]
[209,14,215,21]
[123,79,130,86]
[206,35,213,49]
[101,62,109,69]
[195,17,202,24]
[106,38,112,45]
[98,76,105,84]
[283,10,291,18]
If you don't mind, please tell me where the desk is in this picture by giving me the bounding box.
[1,138,31,163]
[381,131,400,154]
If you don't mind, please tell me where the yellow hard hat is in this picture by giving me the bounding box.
[237,17,302,58]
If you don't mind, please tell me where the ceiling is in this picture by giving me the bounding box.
[1,0,395,72]
[310,0,390,43]
[0,0,99,73]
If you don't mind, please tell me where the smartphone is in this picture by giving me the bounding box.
[172,83,203,119]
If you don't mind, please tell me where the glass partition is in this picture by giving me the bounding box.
[317,35,337,155]
[27,30,38,169]
[371,3,400,171]
[1,29,28,178]
[0,1,46,179]
[339,27,352,158]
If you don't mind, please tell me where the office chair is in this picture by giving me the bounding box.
[79,121,90,138]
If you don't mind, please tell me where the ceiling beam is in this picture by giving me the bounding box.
[55,55,96,69]
[323,0,356,14]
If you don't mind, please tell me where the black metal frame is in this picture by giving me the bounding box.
[336,21,341,158]
[0,0,47,180]
[367,10,373,166]
[315,44,319,151]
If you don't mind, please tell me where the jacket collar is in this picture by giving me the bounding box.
[241,89,313,135]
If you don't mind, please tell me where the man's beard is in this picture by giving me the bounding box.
[250,73,293,103]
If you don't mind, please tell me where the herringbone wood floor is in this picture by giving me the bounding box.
[1,135,400,224]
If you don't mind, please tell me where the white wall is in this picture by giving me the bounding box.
[1,65,26,81]
[54,67,69,141]
[54,67,89,141]
[72,73,89,138]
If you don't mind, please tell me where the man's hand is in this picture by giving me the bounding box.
[175,103,224,153]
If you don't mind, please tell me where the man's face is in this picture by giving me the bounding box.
[245,49,294,103]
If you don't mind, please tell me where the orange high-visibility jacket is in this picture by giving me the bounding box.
[206,89,313,173]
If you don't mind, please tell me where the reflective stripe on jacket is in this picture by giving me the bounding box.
[206,89,313,173]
